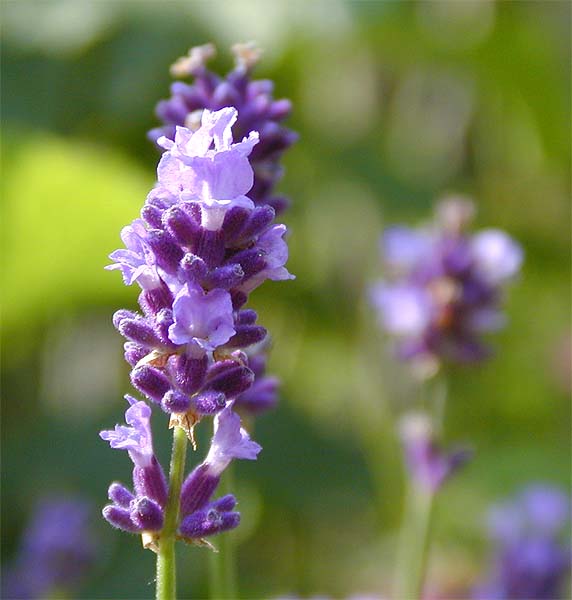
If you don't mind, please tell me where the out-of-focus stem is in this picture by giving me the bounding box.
[393,378,448,600]
[156,426,188,600]
[208,465,237,599]
[394,483,435,599]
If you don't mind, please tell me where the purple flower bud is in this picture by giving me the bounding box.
[204,360,255,397]
[236,374,279,414]
[179,503,240,539]
[192,390,227,415]
[117,317,163,349]
[103,505,139,533]
[108,482,134,508]
[210,494,237,512]
[194,228,225,267]
[161,389,191,413]
[130,497,164,531]
[141,203,164,229]
[222,205,250,243]
[138,284,173,316]
[169,353,208,395]
[163,205,200,247]
[124,342,147,367]
[235,309,258,325]
[131,365,171,403]
[132,457,168,507]
[203,263,244,290]
[180,253,208,282]
[224,325,267,349]
[146,230,184,273]
[236,205,275,243]
[180,463,221,517]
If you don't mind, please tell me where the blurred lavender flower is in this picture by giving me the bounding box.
[149,42,298,215]
[474,485,571,599]
[370,198,523,377]
[399,412,472,494]
[3,496,95,599]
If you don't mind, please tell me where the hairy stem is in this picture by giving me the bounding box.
[156,426,188,600]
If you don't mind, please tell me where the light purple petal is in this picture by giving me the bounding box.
[471,229,523,284]
[382,226,432,273]
[168,282,235,353]
[206,405,262,475]
[100,398,154,468]
[370,283,433,337]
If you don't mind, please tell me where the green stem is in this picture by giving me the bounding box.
[156,426,188,600]
[393,378,448,600]
[394,484,435,599]
[208,464,238,599]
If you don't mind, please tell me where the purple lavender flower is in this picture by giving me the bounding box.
[178,406,261,525]
[399,412,472,494]
[474,485,571,599]
[103,50,294,565]
[370,198,523,375]
[3,496,96,599]
[100,396,168,535]
[169,281,235,353]
[149,43,298,214]
[105,219,161,289]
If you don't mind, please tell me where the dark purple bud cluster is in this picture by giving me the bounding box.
[148,42,298,214]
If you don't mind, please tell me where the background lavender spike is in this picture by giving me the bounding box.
[2,496,96,600]
[473,485,571,599]
[370,197,523,378]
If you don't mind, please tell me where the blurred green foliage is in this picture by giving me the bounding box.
[2,1,570,598]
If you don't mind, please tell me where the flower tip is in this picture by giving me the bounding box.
[231,41,262,71]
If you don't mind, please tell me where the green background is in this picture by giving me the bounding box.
[2,1,570,598]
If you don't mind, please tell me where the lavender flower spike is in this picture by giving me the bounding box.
[104,45,294,597]
[2,496,96,600]
[474,485,571,599]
